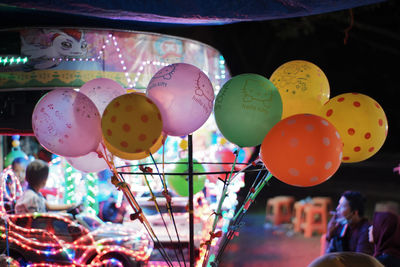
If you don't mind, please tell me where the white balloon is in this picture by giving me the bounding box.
[32,88,101,157]
[66,144,109,173]
[80,78,126,115]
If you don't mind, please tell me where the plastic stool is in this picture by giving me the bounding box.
[293,201,307,232]
[266,196,295,225]
[301,203,328,238]
[320,233,328,255]
[312,197,332,213]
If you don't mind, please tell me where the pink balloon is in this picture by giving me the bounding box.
[146,63,214,136]
[66,145,109,173]
[79,78,126,115]
[32,88,102,157]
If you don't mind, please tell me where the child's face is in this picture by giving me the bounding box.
[14,163,27,184]
[39,177,48,189]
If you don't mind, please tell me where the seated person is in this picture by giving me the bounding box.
[2,157,29,213]
[326,191,373,255]
[308,252,384,267]
[11,157,29,188]
[15,160,76,213]
[369,211,400,267]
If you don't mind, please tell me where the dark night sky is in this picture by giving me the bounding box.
[0,0,399,206]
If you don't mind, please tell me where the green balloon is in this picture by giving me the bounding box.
[167,158,206,197]
[214,74,282,147]
[4,147,28,167]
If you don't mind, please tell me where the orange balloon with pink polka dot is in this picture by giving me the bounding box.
[101,93,163,156]
[321,93,388,163]
[260,114,342,187]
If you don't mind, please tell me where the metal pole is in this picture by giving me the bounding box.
[188,134,194,267]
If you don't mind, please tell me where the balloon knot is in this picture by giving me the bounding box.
[139,165,153,173]
[201,231,222,247]
[130,209,143,223]
[111,175,128,190]
[162,190,172,203]
[110,175,119,186]
[211,211,222,218]
[161,134,167,144]
[210,230,222,239]
[244,199,253,210]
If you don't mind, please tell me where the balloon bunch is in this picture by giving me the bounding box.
[213,60,388,189]
[31,62,216,267]
[204,60,389,266]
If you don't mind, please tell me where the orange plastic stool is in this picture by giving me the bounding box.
[301,203,328,238]
[293,201,307,232]
[312,197,333,213]
[266,196,295,225]
[320,233,328,255]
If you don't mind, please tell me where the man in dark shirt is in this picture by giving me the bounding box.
[325,191,374,255]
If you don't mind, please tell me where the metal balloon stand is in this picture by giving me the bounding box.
[188,134,195,267]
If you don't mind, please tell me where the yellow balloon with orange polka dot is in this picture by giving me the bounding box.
[101,93,163,156]
[321,93,388,163]
[270,60,330,119]
[103,133,165,160]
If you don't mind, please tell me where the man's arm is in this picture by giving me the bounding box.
[46,201,76,211]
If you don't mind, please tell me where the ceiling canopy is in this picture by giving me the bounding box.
[0,0,385,26]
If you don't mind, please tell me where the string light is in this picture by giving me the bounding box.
[0,56,28,65]
[0,166,23,214]
[133,60,169,88]
[0,213,153,265]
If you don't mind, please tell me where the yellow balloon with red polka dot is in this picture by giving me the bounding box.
[321,93,388,163]
[101,93,163,157]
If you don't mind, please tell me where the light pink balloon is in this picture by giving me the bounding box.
[79,78,126,115]
[32,88,102,157]
[146,63,214,136]
[66,144,109,173]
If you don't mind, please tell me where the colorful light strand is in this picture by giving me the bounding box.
[0,212,153,266]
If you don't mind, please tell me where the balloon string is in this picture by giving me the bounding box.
[141,172,183,267]
[162,136,166,185]
[233,171,272,221]
[97,146,155,236]
[149,151,187,267]
[97,146,175,266]
[211,147,240,230]
[213,171,273,266]
[202,147,240,267]
[233,159,264,218]
[149,153,168,191]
